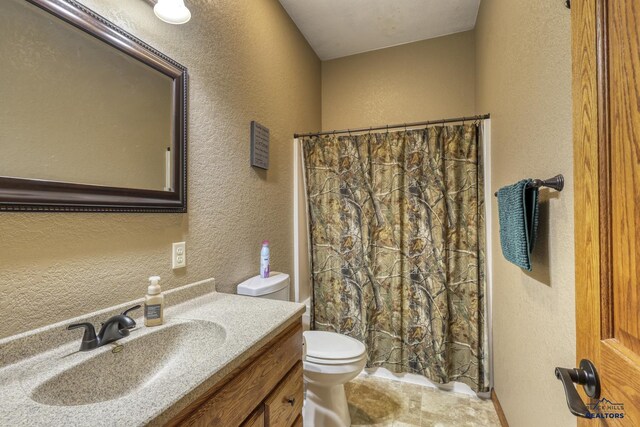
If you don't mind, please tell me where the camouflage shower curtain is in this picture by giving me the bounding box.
[302,124,488,392]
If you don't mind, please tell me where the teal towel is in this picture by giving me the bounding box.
[497,179,539,271]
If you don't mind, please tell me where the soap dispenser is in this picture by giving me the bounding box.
[144,275,164,327]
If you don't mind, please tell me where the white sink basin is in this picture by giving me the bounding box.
[26,320,226,406]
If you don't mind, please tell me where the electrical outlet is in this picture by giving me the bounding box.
[172,242,186,269]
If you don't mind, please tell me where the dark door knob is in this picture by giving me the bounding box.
[555,359,601,418]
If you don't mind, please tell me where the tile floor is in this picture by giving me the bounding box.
[345,375,501,427]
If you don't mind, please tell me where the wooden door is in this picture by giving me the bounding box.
[573,0,640,425]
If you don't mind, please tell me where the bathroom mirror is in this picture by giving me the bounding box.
[0,0,188,212]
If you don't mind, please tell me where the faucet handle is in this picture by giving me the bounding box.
[67,322,98,351]
[122,304,141,318]
[121,305,142,330]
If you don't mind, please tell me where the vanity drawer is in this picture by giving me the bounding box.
[264,361,303,427]
[241,405,265,427]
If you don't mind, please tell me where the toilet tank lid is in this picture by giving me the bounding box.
[237,272,290,297]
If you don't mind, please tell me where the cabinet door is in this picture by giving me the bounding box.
[242,405,265,427]
[264,362,303,427]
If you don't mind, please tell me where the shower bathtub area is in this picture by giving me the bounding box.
[293,118,496,426]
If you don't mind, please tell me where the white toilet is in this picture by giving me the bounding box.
[237,272,366,427]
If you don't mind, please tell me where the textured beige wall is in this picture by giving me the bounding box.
[0,0,320,339]
[1,0,171,190]
[475,1,575,426]
[321,31,476,130]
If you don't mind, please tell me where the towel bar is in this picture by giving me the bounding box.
[494,174,564,197]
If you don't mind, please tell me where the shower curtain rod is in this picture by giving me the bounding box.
[293,113,490,138]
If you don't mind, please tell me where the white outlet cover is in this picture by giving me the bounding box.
[172,242,186,269]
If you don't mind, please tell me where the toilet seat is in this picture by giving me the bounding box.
[305,354,365,365]
[304,331,366,365]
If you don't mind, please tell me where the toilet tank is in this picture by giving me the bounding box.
[237,272,290,301]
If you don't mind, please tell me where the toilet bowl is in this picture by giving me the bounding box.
[237,273,367,427]
[303,331,366,427]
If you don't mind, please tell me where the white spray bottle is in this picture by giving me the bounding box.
[260,241,270,278]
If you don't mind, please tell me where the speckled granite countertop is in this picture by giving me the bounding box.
[0,278,305,426]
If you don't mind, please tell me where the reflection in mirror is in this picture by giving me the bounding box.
[0,0,187,212]
[0,0,174,191]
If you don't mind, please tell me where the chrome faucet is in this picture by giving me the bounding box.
[67,305,141,351]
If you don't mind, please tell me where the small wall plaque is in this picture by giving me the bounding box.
[250,121,269,170]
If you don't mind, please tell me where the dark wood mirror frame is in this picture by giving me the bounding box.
[1,0,188,213]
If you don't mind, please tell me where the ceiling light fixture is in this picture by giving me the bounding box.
[154,0,191,25]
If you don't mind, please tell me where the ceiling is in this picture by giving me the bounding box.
[279,0,481,60]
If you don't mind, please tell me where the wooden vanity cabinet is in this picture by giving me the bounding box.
[241,406,265,427]
[167,320,303,427]
[263,362,303,426]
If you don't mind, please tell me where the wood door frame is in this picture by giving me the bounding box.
[573,0,612,423]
